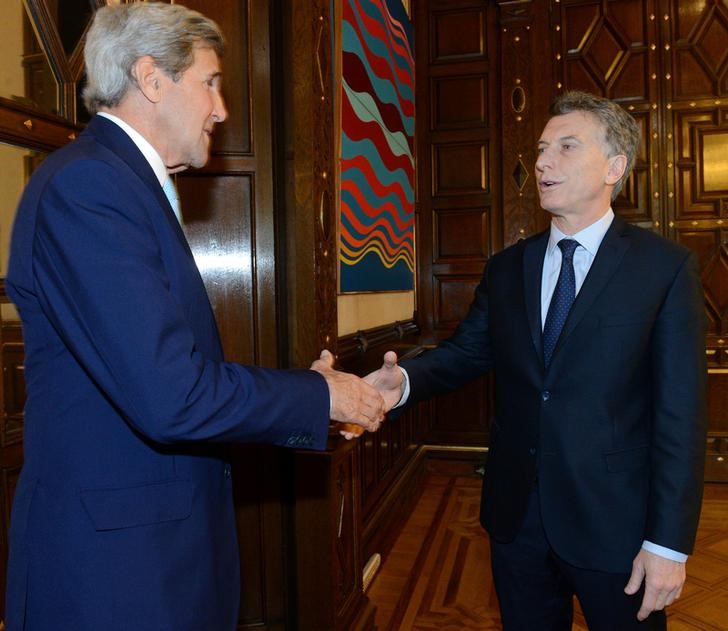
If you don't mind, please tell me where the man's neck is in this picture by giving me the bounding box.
[550,205,612,236]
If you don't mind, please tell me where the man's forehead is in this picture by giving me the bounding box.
[540,111,602,141]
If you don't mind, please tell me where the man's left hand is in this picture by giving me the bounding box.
[624,548,685,621]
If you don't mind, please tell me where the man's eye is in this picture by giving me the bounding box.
[562,144,572,150]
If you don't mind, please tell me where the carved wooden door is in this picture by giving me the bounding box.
[552,0,728,478]
[412,0,500,446]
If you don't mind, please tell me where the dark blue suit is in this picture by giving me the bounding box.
[5,115,330,630]
[403,218,707,626]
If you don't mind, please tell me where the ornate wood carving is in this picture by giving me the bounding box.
[497,0,552,245]
[551,0,657,227]
[313,2,339,357]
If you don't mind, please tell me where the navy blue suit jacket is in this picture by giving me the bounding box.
[404,217,707,573]
[5,115,330,630]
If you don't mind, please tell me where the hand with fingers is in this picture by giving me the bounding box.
[363,351,405,412]
[310,350,385,439]
[624,548,686,621]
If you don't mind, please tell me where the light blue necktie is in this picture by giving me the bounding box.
[542,238,580,367]
[162,177,182,222]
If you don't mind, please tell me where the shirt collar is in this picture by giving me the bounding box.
[547,208,614,257]
[97,112,168,187]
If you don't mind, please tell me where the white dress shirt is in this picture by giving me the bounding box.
[96,112,181,222]
[540,209,613,328]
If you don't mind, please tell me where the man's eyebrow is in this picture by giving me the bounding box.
[538,134,583,147]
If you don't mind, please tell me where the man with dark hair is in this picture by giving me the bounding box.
[367,91,707,629]
[5,3,383,630]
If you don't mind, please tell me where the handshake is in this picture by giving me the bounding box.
[310,349,404,440]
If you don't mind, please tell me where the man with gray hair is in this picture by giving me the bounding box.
[4,3,383,630]
[367,91,707,629]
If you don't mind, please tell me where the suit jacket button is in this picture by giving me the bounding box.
[224,465,232,478]
[529,448,536,456]
[542,390,551,401]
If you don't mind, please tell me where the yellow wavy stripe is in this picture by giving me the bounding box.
[340,241,414,271]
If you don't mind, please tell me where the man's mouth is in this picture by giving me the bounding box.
[539,179,560,190]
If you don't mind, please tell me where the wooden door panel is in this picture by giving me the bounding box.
[415,0,497,445]
[670,0,728,100]
[554,0,657,227]
[672,109,727,219]
[176,1,289,627]
[184,0,251,154]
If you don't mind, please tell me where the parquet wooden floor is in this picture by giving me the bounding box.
[367,461,728,631]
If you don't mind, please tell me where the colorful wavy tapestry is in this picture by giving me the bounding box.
[339,0,414,292]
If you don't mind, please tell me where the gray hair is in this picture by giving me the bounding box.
[550,91,640,200]
[83,2,225,114]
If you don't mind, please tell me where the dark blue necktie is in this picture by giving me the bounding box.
[543,239,579,367]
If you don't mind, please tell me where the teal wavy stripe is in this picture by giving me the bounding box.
[357,0,413,74]
[342,20,414,108]
[342,135,414,203]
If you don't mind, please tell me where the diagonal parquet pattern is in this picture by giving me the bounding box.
[368,461,728,631]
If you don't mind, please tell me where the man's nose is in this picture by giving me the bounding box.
[213,93,228,123]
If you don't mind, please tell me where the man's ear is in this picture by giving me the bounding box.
[606,154,628,185]
[131,55,162,104]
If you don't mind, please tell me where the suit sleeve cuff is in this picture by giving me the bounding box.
[642,540,687,563]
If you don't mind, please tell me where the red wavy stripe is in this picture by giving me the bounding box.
[342,97,413,175]
[342,152,413,198]
[343,14,414,120]
[343,52,413,150]
[346,0,413,89]
[369,0,414,72]
[340,177,413,233]
[341,200,414,251]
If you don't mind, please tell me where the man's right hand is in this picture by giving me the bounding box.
[363,351,404,412]
[310,350,385,433]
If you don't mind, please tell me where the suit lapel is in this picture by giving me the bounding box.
[85,116,191,247]
[523,231,549,361]
[556,215,631,353]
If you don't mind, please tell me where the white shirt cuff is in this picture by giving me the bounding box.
[393,366,410,408]
[642,540,687,563]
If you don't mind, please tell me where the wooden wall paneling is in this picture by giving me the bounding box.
[0,306,24,620]
[284,0,338,366]
[664,0,728,480]
[333,323,427,622]
[413,0,498,447]
[176,1,293,628]
[416,0,497,344]
[294,442,378,631]
[283,1,379,628]
[496,0,552,246]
